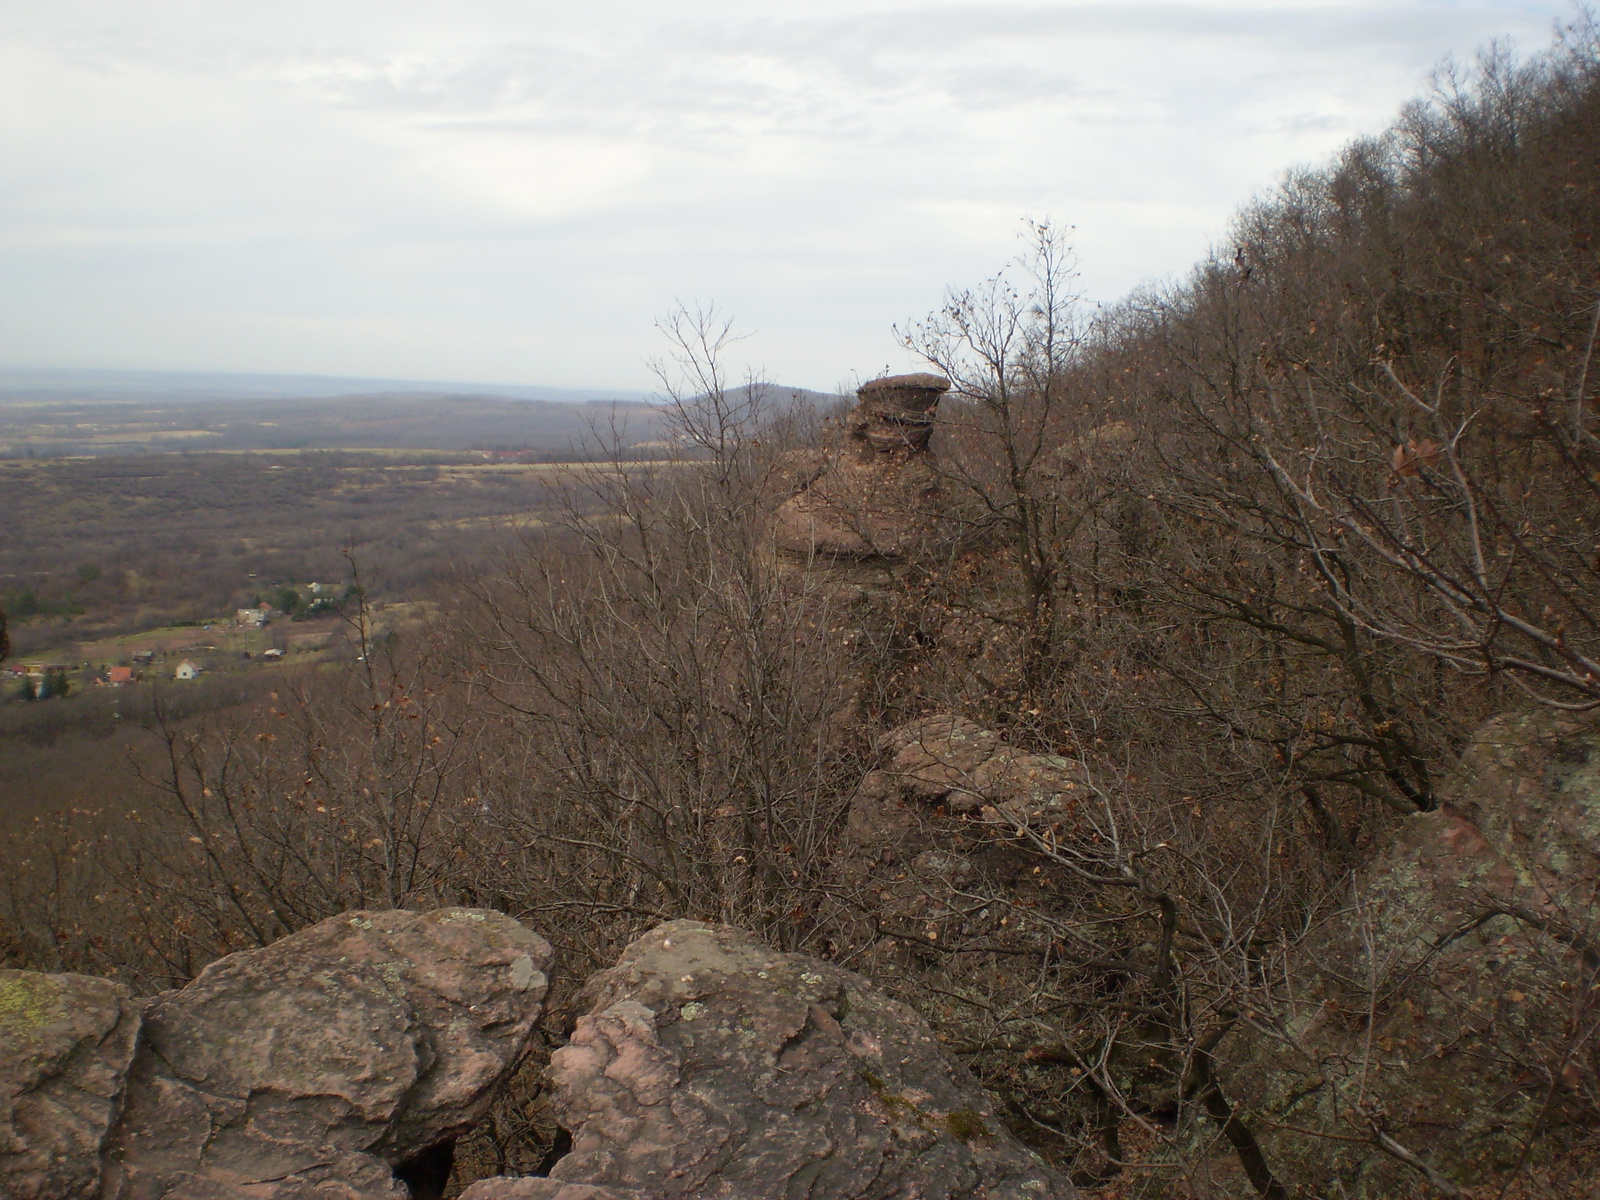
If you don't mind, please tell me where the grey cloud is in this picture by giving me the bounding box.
[0,0,1577,386]
[31,3,1560,144]
[264,2,1553,142]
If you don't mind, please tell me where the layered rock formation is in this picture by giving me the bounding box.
[464,920,1073,1200]
[1,908,551,1200]
[773,374,950,564]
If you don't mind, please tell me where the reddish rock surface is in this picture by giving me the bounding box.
[2,907,551,1199]
[0,970,141,1200]
[99,907,549,1200]
[460,1181,642,1200]
[471,919,1071,1200]
[1215,709,1600,1197]
[850,714,1089,846]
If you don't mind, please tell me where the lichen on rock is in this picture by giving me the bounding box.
[0,970,141,1200]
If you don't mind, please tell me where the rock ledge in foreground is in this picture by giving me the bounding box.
[103,906,551,1200]
[465,919,1072,1200]
[0,969,141,1200]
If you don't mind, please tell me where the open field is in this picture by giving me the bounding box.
[10,617,334,674]
[0,451,583,656]
[8,598,437,673]
[2,442,458,829]
[0,438,571,829]
[0,386,802,882]
[0,390,669,457]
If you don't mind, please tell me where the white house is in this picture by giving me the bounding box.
[174,660,201,681]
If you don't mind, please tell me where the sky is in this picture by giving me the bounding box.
[0,1,1584,392]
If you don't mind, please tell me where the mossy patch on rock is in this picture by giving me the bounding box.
[0,969,140,1200]
[0,971,58,1036]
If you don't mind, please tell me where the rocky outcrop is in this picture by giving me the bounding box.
[773,374,949,563]
[849,374,950,454]
[850,714,1090,848]
[1,908,551,1200]
[4,905,1073,1200]
[1215,709,1600,1197]
[13,710,1592,1200]
[3,903,1073,1200]
[0,971,141,1200]
[466,920,1072,1200]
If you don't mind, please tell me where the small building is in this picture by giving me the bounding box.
[236,607,268,628]
[174,660,201,681]
[131,649,155,664]
[108,666,133,686]
[262,647,284,660]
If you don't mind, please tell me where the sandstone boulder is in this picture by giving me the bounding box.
[851,714,1090,846]
[472,920,1072,1200]
[0,970,141,1200]
[102,907,551,1200]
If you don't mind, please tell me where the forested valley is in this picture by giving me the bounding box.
[4,25,1599,1198]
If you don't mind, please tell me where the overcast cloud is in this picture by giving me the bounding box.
[0,1,1582,390]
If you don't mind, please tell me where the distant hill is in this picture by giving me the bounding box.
[0,367,650,406]
[0,371,847,458]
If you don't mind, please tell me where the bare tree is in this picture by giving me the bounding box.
[464,305,869,961]
[899,219,1088,688]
